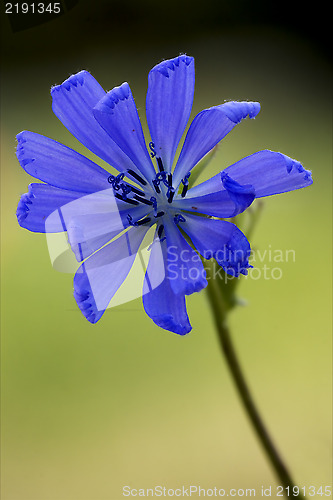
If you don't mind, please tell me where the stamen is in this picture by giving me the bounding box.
[120,184,132,197]
[130,186,145,196]
[149,142,156,158]
[168,173,173,186]
[127,215,152,226]
[158,224,164,239]
[150,196,157,216]
[114,173,125,189]
[136,217,151,226]
[115,193,139,205]
[127,169,147,186]
[127,214,135,225]
[152,171,166,193]
[181,172,191,198]
[108,173,126,191]
[152,180,161,194]
[181,184,189,198]
[167,187,175,204]
[156,157,164,172]
[109,173,147,205]
[174,214,186,224]
[133,195,153,206]
[157,172,168,186]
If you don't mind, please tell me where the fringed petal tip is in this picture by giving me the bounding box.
[150,55,194,77]
[16,130,27,147]
[282,153,313,183]
[16,131,35,169]
[222,101,261,123]
[148,313,192,336]
[51,70,88,94]
[16,185,34,227]
[73,272,105,324]
[94,82,131,113]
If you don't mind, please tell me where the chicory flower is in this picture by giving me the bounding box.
[16,55,312,334]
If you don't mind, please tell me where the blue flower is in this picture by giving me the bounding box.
[16,55,313,335]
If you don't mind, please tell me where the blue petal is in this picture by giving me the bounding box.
[173,173,255,218]
[163,218,208,295]
[223,150,313,197]
[93,82,156,182]
[16,183,84,232]
[67,204,148,261]
[146,55,195,172]
[180,214,251,277]
[51,71,146,181]
[74,226,149,323]
[142,234,192,335]
[173,101,260,186]
[16,131,111,193]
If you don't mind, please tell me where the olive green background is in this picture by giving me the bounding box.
[1,1,332,499]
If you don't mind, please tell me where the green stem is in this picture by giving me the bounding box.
[205,270,306,499]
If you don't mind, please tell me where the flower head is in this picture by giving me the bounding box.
[16,55,312,335]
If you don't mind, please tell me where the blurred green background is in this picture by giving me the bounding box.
[1,1,332,499]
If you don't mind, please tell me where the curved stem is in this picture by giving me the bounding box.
[205,274,306,499]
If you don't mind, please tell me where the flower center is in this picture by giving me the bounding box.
[108,159,190,239]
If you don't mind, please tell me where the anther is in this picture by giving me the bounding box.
[127,169,147,185]
[108,172,125,191]
[168,173,173,186]
[181,185,188,197]
[120,184,132,197]
[127,214,135,225]
[136,217,151,226]
[153,172,165,193]
[127,215,152,226]
[115,193,139,205]
[150,196,157,216]
[133,195,153,206]
[152,180,161,194]
[149,142,156,158]
[130,186,145,196]
[181,172,191,198]
[174,214,186,224]
[158,224,164,239]
[156,157,164,172]
[156,171,167,183]
[167,187,175,204]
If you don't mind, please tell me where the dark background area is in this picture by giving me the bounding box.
[1,0,332,64]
